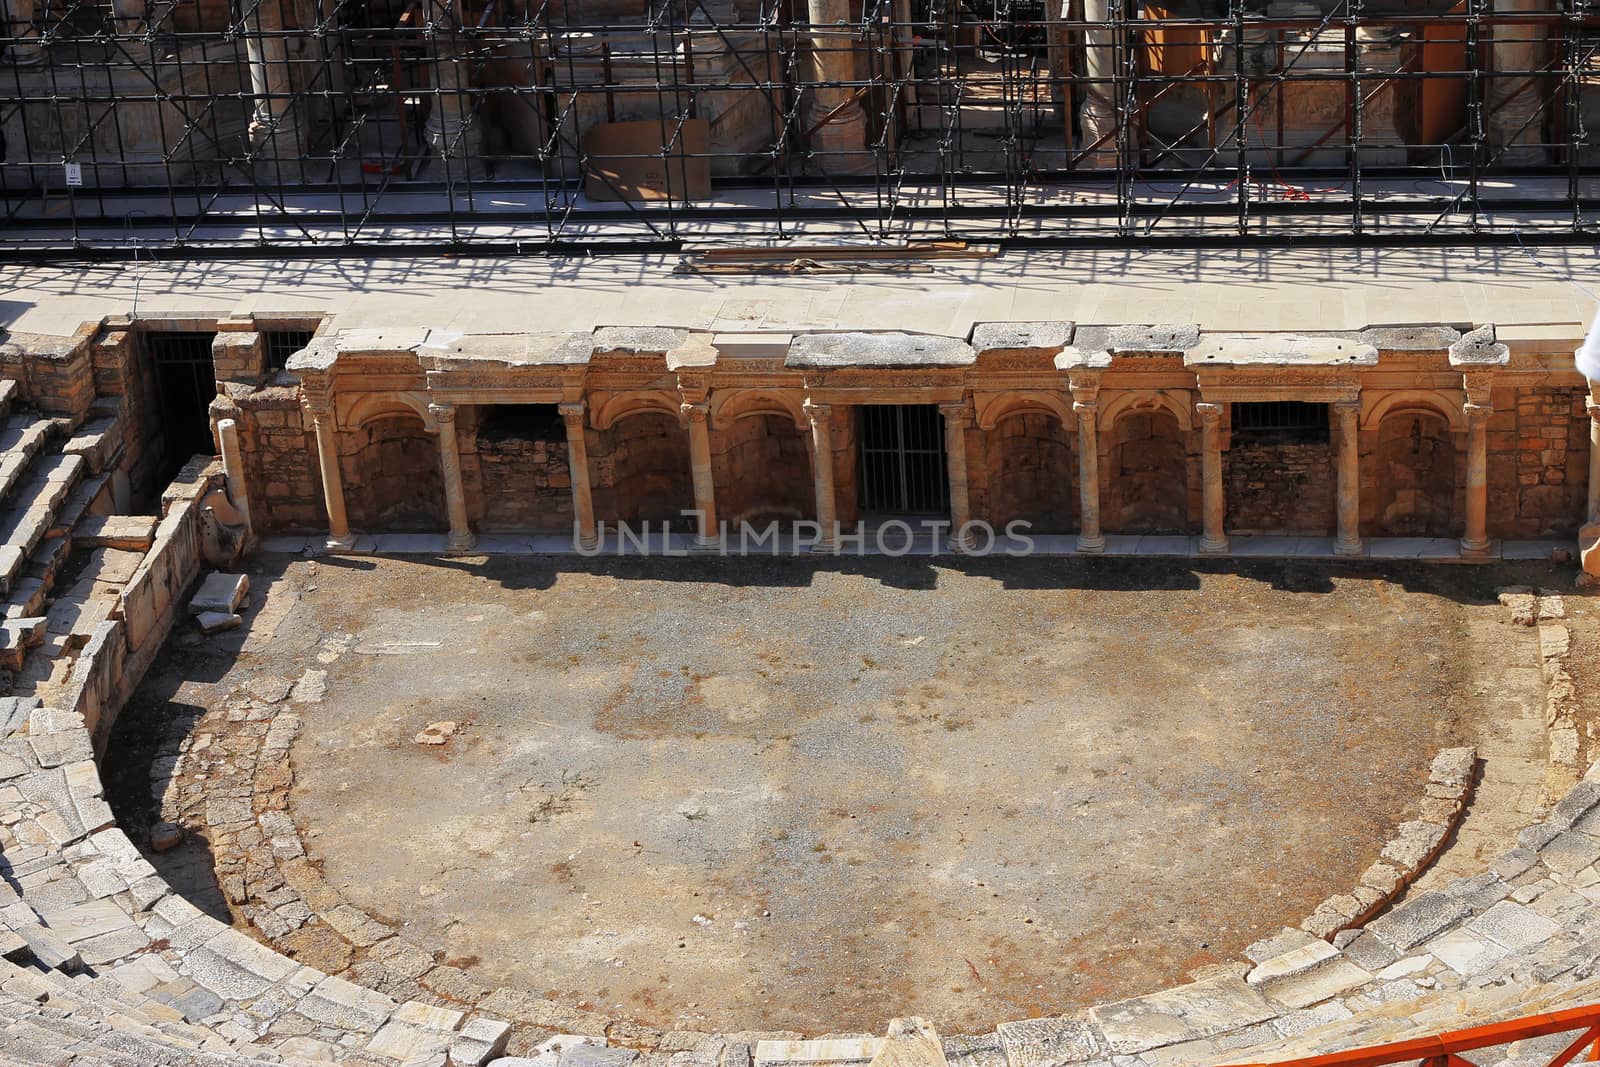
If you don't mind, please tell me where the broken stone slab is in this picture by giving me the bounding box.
[189,572,249,615]
[995,1016,1099,1067]
[453,1016,514,1066]
[869,1019,947,1067]
[1447,324,1510,366]
[1380,821,1449,870]
[1243,927,1321,965]
[1089,976,1275,1055]
[786,332,975,369]
[1365,890,1472,952]
[14,923,81,971]
[195,611,242,635]
[1245,939,1341,986]
[1429,747,1476,789]
[970,322,1073,356]
[415,720,458,745]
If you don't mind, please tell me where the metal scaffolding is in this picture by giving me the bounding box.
[0,0,1595,257]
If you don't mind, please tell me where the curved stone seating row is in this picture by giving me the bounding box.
[145,629,1600,1067]
[0,702,514,1065]
[4,536,1599,1065]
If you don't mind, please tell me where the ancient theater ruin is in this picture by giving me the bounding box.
[2,0,1600,1064]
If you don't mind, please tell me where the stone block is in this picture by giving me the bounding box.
[1088,976,1275,1055]
[564,1046,644,1067]
[1465,899,1562,951]
[299,974,398,1032]
[1244,939,1339,986]
[452,1016,514,1065]
[1365,891,1471,952]
[1428,747,1476,788]
[994,1016,1099,1067]
[189,571,249,615]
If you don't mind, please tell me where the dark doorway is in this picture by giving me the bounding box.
[146,331,218,483]
[858,405,949,515]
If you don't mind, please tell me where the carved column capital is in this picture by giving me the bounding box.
[301,393,334,422]
[1072,400,1097,417]
[681,400,711,425]
[803,399,832,425]
[428,400,456,425]
[1464,401,1493,423]
[939,401,973,428]
[1334,397,1362,415]
[1586,401,1600,425]
[1196,401,1223,425]
[558,401,586,430]
[1067,373,1101,406]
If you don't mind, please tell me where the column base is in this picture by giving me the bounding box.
[1459,536,1492,558]
[446,530,477,554]
[1334,537,1363,557]
[1198,535,1230,555]
[325,532,358,551]
[948,534,977,554]
[1076,534,1106,555]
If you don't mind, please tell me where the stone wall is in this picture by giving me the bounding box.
[1486,385,1590,539]
[467,409,575,533]
[1224,439,1337,535]
[342,415,448,532]
[230,385,326,533]
[1103,411,1191,534]
[970,414,1077,532]
[1369,412,1462,538]
[711,414,814,527]
[589,412,695,529]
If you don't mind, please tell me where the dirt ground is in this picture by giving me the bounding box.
[107,555,1555,1036]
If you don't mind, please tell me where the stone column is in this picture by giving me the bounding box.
[430,401,475,553]
[941,403,975,552]
[423,0,479,166]
[3,0,41,64]
[805,400,838,552]
[1334,399,1362,556]
[1461,401,1492,556]
[304,395,355,550]
[1586,399,1600,525]
[1078,0,1117,168]
[805,0,868,170]
[683,401,718,547]
[1073,399,1105,553]
[1582,397,1600,577]
[246,0,295,158]
[559,402,598,551]
[1488,0,1551,165]
[1197,402,1228,554]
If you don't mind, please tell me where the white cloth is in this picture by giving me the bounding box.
[1579,310,1600,383]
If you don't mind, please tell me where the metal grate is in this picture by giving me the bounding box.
[145,331,219,473]
[1231,401,1330,442]
[264,330,316,370]
[858,405,950,515]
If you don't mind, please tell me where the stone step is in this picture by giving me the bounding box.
[74,514,156,553]
[48,470,108,540]
[0,381,16,422]
[60,407,122,476]
[0,454,83,596]
[0,415,55,508]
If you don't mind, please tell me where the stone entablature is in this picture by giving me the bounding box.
[258,320,1597,562]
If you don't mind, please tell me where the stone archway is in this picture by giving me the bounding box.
[1104,409,1190,533]
[1373,410,1461,537]
[711,413,816,527]
[344,413,447,531]
[591,410,696,528]
[977,411,1077,532]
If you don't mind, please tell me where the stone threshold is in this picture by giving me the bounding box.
[255,533,1571,564]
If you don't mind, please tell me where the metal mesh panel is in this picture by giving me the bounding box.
[0,0,1595,257]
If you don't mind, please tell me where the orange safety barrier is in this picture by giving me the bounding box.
[1219,1004,1600,1067]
